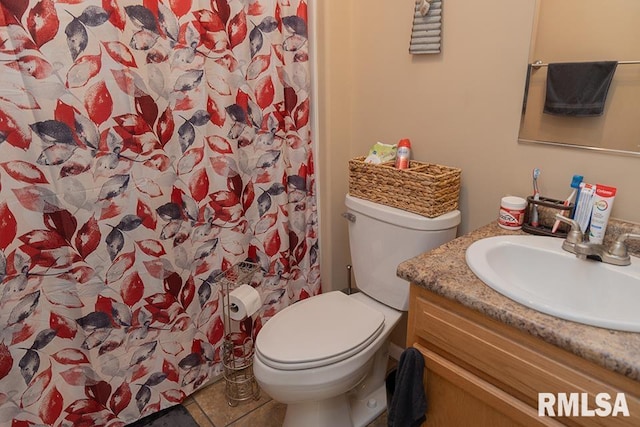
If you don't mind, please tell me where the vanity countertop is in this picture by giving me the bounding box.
[397,221,640,382]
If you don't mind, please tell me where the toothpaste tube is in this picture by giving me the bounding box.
[573,182,596,234]
[588,185,616,244]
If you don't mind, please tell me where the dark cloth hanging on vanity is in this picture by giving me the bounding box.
[388,347,427,427]
[544,61,618,117]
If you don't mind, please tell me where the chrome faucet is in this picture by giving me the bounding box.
[554,214,640,266]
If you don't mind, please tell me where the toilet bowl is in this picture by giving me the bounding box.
[254,291,401,427]
[254,195,461,427]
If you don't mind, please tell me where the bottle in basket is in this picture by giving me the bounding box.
[395,138,411,169]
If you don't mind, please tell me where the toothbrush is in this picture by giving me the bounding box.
[530,168,541,227]
[551,174,583,233]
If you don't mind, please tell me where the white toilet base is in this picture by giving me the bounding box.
[282,383,387,427]
[349,383,388,427]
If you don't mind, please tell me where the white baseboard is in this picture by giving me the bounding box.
[388,342,404,361]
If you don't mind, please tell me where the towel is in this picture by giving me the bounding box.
[387,347,427,427]
[543,61,618,117]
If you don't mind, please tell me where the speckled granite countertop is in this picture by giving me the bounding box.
[397,221,640,382]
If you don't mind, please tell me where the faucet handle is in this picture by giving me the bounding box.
[608,233,640,258]
[553,214,583,243]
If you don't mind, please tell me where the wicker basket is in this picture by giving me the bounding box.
[348,156,461,218]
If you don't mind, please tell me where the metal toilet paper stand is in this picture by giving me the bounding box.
[213,261,260,406]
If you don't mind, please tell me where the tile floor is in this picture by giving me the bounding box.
[183,376,388,427]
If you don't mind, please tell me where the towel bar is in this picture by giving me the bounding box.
[531,59,640,68]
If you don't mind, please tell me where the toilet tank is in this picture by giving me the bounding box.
[345,194,461,311]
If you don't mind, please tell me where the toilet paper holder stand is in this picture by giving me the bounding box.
[213,261,261,406]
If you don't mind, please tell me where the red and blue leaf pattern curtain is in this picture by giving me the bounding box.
[0,0,319,424]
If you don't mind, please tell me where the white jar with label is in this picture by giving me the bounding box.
[498,196,527,230]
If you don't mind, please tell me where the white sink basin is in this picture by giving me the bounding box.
[465,235,640,332]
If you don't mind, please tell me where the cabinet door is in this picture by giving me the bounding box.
[413,343,561,427]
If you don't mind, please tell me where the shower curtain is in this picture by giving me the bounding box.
[0,0,319,425]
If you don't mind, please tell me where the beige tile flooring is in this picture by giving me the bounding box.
[183,377,388,427]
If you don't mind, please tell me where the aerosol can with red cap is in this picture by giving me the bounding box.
[395,138,411,169]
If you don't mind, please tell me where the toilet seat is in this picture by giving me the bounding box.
[255,291,385,371]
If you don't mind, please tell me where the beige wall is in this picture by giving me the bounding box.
[316,0,640,292]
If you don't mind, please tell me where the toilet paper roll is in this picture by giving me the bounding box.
[227,284,262,321]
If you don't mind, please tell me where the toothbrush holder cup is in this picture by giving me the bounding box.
[522,196,574,238]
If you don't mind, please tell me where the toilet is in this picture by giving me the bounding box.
[253,194,461,427]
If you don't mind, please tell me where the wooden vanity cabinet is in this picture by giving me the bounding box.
[407,284,640,427]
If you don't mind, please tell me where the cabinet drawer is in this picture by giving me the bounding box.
[414,342,562,427]
[411,291,640,426]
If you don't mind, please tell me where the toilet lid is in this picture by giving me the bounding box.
[255,291,385,370]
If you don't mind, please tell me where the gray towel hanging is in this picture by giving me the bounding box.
[387,347,427,427]
[544,61,618,117]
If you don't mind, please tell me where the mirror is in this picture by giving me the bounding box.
[518,0,640,156]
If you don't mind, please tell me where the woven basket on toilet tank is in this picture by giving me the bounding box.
[348,156,461,218]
